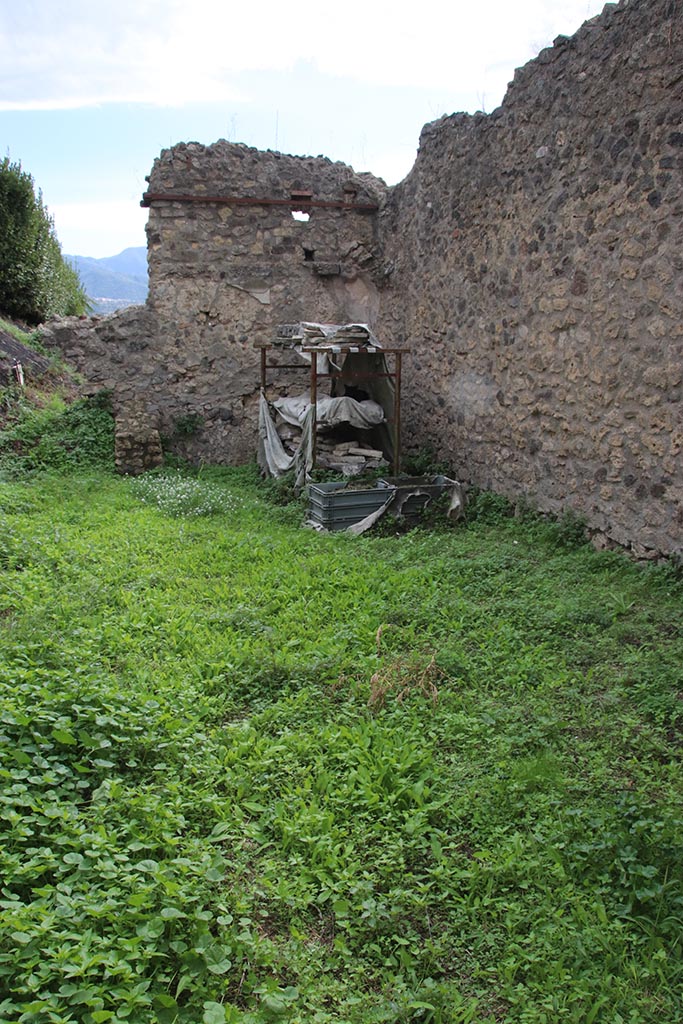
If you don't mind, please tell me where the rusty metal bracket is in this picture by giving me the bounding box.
[141,192,379,212]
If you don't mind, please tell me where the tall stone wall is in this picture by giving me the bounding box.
[376,0,682,556]
[42,0,682,556]
[143,145,386,463]
[45,147,387,466]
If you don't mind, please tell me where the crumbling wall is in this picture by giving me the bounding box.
[377,0,682,557]
[44,146,387,465]
[142,145,387,463]
[42,0,682,556]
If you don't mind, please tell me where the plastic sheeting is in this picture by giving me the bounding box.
[258,322,396,486]
[258,392,386,487]
[347,479,466,534]
[258,393,314,489]
[273,395,385,430]
[306,478,467,535]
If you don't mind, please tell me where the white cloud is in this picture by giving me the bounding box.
[1,0,607,256]
[0,97,104,112]
[0,0,606,112]
[349,145,420,187]
[51,200,148,258]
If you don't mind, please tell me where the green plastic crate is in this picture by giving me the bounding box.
[307,481,392,530]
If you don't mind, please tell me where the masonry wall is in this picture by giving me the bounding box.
[145,145,387,461]
[45,146,387,465]
[42,0,682,556]
[376,0,682,556]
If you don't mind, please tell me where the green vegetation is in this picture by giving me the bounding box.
[0,158,88,324]
[0,390,114,478]
[0,464,682,1023]
[0,314,113,480]
[0,317,46,353]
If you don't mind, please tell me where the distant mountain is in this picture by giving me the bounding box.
[66,247,148,315]
[96,247,149,278]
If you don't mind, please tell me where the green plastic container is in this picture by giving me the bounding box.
[307,481,392,530]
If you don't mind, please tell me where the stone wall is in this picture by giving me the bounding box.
[376,0,682,556]
[42,0,682,556]
[144,145,386,463]
[45,147,387,466]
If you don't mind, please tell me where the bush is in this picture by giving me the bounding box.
[402,443,452,476]
[465,488,515,523]
[0,393,114,475]
[0,157,88,324]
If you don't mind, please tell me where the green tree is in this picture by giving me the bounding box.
[0,157,88,324]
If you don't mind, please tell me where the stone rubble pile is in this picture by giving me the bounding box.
[275,414,388,476]
[316,439,388,476]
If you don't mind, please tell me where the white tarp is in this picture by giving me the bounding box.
[258,393,314,489]
[273,395,385,430]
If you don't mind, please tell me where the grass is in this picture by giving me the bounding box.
[0,465,682,1023]
[0,317,42,348]
[0,313,94,479]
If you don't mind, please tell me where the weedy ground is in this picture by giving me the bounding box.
[0,462,682,1024]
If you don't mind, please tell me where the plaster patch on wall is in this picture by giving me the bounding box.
[224,279,271,305]
[330,274,380,325]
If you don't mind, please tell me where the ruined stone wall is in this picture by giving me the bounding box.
[45,146,387,467]
[42,0,682,554]
[376,0,682,557]
[143,145,386,463]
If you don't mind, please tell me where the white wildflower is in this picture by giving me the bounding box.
[130,471,241,518]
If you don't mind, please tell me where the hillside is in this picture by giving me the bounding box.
[66,246,148,315]
[96,246,148,278]
[0,314,81,430]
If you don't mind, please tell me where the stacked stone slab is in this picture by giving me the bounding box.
[309,438,388,476]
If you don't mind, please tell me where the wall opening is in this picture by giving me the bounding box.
[291,189,312,222]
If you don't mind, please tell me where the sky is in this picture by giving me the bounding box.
[0,0,607,259]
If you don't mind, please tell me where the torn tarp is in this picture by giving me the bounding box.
[306,477,467,535]
[259,392,387,489]
[347,478,466,534]
[258,392,314,489]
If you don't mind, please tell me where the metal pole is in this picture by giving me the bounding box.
[310,355,318,469]
[394,352,402,476]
